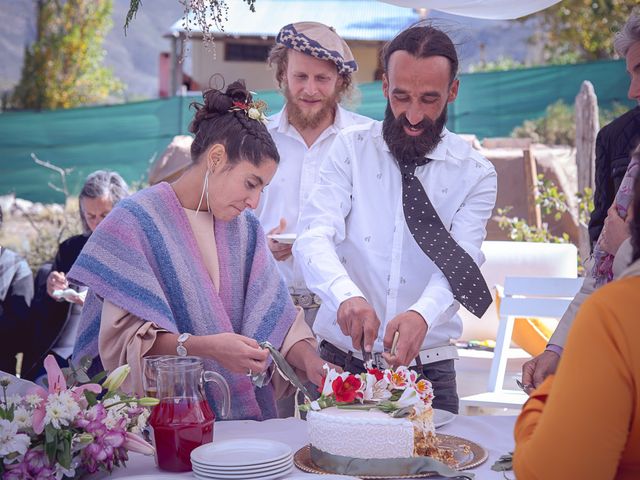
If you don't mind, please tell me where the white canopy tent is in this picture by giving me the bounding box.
[379,0,562,20]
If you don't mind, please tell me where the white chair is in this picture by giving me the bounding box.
[459,275,584,414]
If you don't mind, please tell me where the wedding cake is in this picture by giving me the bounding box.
[303,365,440,460]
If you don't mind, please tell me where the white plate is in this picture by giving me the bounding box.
[191,439,292,467]
[193,464,293,480]
[434,408,456,428]
[191,453,291,470]
[52,288,87,303]
[267,233,297,244]
[192,456,292,474]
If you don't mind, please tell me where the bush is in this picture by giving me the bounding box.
[511,100,632,146]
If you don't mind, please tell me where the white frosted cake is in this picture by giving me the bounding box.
[303,365,444,461]
[307,406,436,459]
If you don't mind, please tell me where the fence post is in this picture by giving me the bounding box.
[574,81,599,265]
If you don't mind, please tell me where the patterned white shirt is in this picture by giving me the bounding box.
[256,105,372,292]
[294,122,497,353]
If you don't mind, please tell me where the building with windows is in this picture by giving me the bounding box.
[161,0,421,94]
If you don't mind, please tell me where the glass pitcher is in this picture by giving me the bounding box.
[148,355,231,472]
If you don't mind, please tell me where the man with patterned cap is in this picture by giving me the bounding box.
[256,22,372,328]
[294,24,497,414]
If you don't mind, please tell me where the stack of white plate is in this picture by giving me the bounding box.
[190,439,293,480]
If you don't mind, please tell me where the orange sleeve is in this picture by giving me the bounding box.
[513,291,634,479]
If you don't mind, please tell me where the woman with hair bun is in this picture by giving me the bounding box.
[68,80,329,420]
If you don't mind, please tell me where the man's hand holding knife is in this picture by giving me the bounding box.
[336,297,380,356]
[383,311,428,367]
[337,298,428,368]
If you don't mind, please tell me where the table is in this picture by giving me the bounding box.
[95,415,516,479]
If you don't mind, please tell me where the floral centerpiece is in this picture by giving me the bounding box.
[301,363,434,418]
[0,355,158,479]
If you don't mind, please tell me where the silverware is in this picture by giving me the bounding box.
[515,378,532,392]
[390,331,400,356]
[362,349,373,366]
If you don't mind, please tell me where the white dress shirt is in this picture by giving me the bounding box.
[294,122,497,354]
[256,105,372,292]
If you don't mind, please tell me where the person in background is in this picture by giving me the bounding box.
[0,205,34,375]
[68,81,332,421]
[513,172,640,480]
[293,24,497,414]
[23,171,129,379]
[257,21,371,327]
[521,9,640,391]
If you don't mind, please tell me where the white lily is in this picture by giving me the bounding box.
[320,364,348,397]
[102,364,131,393]
[395,386,421,408]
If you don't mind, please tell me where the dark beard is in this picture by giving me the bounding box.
[382,102,447,165]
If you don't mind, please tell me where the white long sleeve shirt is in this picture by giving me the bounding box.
[256,105,372,292]
[294,122,497,353]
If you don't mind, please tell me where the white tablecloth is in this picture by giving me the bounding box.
[96,415,516,479]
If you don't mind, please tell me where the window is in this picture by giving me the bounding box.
[225,42,270,62]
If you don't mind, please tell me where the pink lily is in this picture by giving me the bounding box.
[123,432,155,455]
[30,355,102,434]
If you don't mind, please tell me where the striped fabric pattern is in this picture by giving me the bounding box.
[69,182,296,420]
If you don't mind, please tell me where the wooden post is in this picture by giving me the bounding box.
[575,81,599,265]
[523,148,542,229]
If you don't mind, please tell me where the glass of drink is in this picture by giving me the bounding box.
[148,356,230,472]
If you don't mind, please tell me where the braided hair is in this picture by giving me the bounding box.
[189,80,279,168]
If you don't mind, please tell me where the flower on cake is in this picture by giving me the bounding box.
[332,375,362,403]
[304,363,433,416]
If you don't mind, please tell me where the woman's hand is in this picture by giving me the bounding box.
[303,354,342,387]
[205,333,269,375]
[47,271,68,299]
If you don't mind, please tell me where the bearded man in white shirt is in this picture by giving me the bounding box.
[256,22,372,326]
[294,25,497,413]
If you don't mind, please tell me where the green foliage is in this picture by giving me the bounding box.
[512,100,575,145]
[12,0,123,110]
[495,174,593,245]
[468,56,526,73]
[126,0,257,34]
[530,1,635,61]
[512,100,633,146]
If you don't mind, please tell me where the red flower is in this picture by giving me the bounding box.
[232,101,248,110]
[367,368,384,381]
[332,375,362,403]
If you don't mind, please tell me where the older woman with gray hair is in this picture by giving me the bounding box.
[23,170,128,378]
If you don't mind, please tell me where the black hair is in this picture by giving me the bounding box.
[381,24,458,84]
[189,80,279,167]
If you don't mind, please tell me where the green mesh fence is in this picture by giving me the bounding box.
[1,59,633,203]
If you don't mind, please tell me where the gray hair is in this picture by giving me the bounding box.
[614,9,640,57]
[79,170,129,234]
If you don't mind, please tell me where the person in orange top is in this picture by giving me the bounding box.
[513,171,640,479]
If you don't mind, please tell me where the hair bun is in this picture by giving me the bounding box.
[189,79,253,134]
[225,80,253,105]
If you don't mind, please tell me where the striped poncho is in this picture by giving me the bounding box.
[68,182,297,420]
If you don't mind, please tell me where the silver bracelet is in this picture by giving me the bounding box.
[177,333,191,356]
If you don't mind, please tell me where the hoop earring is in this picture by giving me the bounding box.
[196,170,211,215]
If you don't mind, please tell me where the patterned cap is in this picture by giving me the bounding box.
[276,22,358,75]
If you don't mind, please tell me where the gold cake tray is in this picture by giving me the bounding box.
[293,433,488,479]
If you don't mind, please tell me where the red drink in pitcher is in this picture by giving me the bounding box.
[149,397,215,471]
[148,356,230,472]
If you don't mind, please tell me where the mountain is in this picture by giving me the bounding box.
[0,0,537,101]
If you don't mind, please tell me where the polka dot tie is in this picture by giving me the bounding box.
[399,159,492,317]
